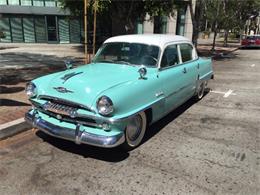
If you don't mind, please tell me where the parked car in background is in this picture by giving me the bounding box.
[25,34,214,150]
[241,34,260,48]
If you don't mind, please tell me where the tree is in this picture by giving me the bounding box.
[58,0,179,34]
[199,0,260,50]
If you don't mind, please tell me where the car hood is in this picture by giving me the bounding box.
[36,63,140,109]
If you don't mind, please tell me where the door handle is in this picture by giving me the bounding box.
[183,67,187,73]
[155,92,164,97]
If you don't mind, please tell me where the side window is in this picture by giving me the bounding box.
[161,44,179,68]
[179,44,193,62]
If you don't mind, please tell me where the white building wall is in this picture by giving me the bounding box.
[167,13,177,35]
[143,14,154,34]
[184,1,194,40]
[142,0,195,38]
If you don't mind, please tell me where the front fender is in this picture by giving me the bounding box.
[93,73,165,120]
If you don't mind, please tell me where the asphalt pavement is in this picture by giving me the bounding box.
[0,48,259,195]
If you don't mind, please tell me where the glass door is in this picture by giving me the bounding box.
[46,16,58,43]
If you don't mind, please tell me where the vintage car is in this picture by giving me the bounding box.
[25,34,213,150]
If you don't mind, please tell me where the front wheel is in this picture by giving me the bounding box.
[121,111,147,151]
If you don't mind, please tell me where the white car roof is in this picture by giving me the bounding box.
[104,34,191,49]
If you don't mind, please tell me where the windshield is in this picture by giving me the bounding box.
[92,42,160,67]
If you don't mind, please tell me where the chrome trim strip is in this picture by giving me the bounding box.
[77,97,165,123]
[38,95,96,113]
[25,112,125,148]
[166,84,191,98]
[33,96,165,124]
[199,71,213,81]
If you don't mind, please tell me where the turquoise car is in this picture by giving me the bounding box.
[25,34,213,150]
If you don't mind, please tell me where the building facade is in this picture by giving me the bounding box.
[0,0,83,43]
[139,1,195,40]
[0,0,195,44]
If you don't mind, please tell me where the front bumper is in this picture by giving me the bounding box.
[25,111,125,148]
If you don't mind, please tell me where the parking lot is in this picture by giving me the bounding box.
[0,49,259,195]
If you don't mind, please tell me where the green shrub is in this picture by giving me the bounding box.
[0,31,6,39]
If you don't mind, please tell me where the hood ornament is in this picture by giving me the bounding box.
[61,72,83,83]
[64,60,73,69]
[138,66,147,80]
[53,87,73,93]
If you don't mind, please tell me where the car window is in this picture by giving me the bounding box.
[179,43,193,62]
[247,36,256,40]
[92,42,160,67]
[161,44,180,68]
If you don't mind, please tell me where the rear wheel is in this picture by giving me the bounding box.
[122,111,147,151]
[196,80,207,100]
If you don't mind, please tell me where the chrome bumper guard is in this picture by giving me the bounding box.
[25,111,125,148]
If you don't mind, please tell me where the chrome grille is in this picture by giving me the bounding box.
[43,101,77,117]
[38,95,94,113]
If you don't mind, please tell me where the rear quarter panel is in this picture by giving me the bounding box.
[198,57,213,81]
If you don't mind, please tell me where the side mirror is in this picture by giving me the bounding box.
[64,60,73,69]
[138,66,147,79]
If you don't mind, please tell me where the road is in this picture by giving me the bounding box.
[0,49,259,195]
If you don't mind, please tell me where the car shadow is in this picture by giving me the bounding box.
[36,131,129,162]
[142,97,198,144]
[0,86,25,94]
[0,99,31,106]
[239,47,260,50]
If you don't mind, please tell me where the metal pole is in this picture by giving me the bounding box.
[93,0,97,56]
[84,0,88,63]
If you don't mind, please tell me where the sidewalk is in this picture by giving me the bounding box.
[0,44,85,125]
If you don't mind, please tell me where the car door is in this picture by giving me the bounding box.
[178,43,198,98]
[157,43,198,115]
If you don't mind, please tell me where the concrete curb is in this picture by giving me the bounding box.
[0,118,32,140]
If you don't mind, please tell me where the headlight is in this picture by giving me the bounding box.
[25,82,37,98]
[96,96,114,116]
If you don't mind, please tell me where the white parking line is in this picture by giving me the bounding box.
[0,60,9,62]
[224,89,233,98]
[251,64,255,67]
[210,89,236,98]
[210,90,226,95]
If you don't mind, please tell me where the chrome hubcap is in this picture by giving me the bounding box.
[125,112,147,148]
[127,115,142,142]
[198,81,205,99]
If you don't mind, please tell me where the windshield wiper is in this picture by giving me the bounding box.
[94,59,115,63]
[113,60,131,65]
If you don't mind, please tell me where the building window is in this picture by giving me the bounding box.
[154,16,168,34]
[23,17,35,42]
[35,17,46,42]
[8,0,20,5]
[0,17,11,42]
[70,19,81,43]
[0,0,7,5]
[33,0,44,6]
[21,0,32,6]
[45,0,55,7]
[58,17,70,43]
[176,6,186,36]
[10,17,24,42]
[135,20,143,34]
